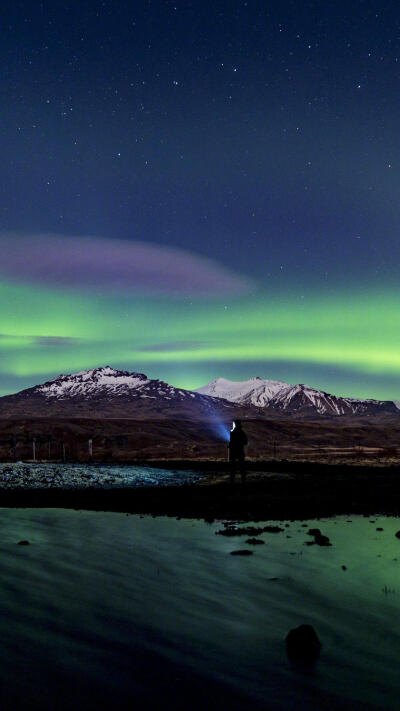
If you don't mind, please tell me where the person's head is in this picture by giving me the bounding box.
[234,419,242,429]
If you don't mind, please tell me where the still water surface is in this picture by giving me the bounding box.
[0,509,397,710]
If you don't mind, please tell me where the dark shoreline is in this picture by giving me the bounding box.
[1,460,400,521]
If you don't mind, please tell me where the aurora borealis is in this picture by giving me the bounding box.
[1,1,400,399]
[1,273,400,399]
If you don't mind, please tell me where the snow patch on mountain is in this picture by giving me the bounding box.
[268,383,350,415]
[196,376,287,407]
[37,367,151,399]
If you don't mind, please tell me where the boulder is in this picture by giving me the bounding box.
[286,624,321,663]
[230,549,253,556]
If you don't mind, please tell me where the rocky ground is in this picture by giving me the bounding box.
[0,462,200,489]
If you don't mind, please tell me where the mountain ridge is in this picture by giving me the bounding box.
[196,376,400,417]
[0,367,397,420]
[0,366,254,420]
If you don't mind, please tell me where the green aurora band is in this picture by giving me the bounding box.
[0,280,399,399]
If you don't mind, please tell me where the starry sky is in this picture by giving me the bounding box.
[0,0,400,398]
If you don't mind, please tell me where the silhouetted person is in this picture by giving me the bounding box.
[229,419,247,485]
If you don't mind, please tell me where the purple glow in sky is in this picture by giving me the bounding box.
[0,234,253,298]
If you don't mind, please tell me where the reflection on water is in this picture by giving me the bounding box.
[0,509,397,709]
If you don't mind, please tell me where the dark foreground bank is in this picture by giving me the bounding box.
[1,461,400,520]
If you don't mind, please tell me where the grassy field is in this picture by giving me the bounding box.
[0,416,398,465]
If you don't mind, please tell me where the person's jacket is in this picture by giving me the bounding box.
[229,427,247,453]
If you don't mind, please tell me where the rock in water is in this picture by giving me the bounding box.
[17,540,30,546]
[285,624,321,663]
[307,528,331,546]
[230,549,253,556]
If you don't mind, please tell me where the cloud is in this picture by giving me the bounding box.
[0,334,79,347]
[0,233,253,298]
[34,336,79,347]
[138,340,215,352]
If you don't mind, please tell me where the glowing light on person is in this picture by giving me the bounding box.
[207,412,231,442]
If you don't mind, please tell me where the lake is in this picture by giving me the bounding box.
[0,508,397,710]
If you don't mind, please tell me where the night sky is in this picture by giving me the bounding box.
[0,0,399,398]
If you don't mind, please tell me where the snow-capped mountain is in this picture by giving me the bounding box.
[0,366,250,419]
[36,367,151,399]
[0,367,398,420]
[267,383,399,416]
[35,366,177,400]
[196,377,399,417]
[196,376,287,407]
